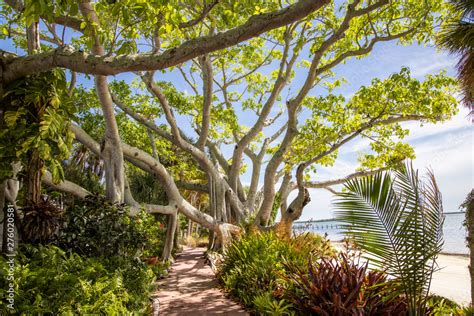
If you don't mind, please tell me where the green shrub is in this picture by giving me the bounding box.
[217,231,333,313]
[58,195,166,258]
[0,245,157,314]
[252,291,295,316]
[426,295,466,316]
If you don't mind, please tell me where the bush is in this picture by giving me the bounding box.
[426,295,468,316]
[58,195,166,257]
[281,251,408,315]
[217,231,333,313]
[0,244,157,314]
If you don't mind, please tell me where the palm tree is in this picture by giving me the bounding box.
[437,3,473,307]
[437,0,473,116]
[334,162,444,315]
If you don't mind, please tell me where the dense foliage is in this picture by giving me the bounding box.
[0,195,172,314]
[0,245,156,314]
[0,0,465,313]
[0,70,74,183]
[58,195,166,258]
[217,231,334,313]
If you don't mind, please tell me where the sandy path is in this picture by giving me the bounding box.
[153,247,248,316]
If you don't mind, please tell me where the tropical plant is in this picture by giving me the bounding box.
[0,244,156,314]
[19,195,64,243]
[426,295,464,315]
[252,291,295,316]
[0,69,74,202]
[217,231,333,312]
[437,0,473,112]
[334,162,444,315]
[281,251,409,315]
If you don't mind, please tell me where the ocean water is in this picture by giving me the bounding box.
[293,212,468,255]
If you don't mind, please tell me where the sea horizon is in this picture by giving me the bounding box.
[293,211,468,255]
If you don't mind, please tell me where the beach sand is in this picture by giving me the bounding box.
[431,254,470,305]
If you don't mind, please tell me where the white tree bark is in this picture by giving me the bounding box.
[43,171,91,199]
[197,54,213,149]
[162,213,177,262]
[79,0,125,203]
[70,124,240,245]
[112,88,247,218]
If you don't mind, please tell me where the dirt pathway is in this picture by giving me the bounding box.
[152,247,248,316]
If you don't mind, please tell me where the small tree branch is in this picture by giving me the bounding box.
[303,167,388,189]
[178,0,219,29]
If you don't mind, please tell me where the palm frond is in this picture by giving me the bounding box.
[437,0,474,108]
[334,162,444,314]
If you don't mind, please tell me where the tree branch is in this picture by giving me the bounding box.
[43,171,91,199]
[2,0,329,84]
[178,0,219,29]
[303,167,388,189]
[197,54,213,149]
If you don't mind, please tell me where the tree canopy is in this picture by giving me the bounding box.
[0,0,460,245]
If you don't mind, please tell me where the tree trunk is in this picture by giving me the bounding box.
[26,22,40,54]
[208,176,216,249]
[72,124,242,247]
[187,218,193,237]
[277,188,311,238]
[225,192,232,224]
[256,112,299,226]
[24,20,43,206]
[96,76,125,203]
[26,151,43,205]
[79,1,125,203]
[162,212,177,262]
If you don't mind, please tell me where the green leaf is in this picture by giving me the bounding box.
[334,161,444,314]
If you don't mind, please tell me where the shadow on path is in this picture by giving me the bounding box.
[153,247,248,316]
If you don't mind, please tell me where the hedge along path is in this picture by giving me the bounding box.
[152,247,248,315]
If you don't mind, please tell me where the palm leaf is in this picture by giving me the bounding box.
[334,161,444,315]
[436,0,474,108]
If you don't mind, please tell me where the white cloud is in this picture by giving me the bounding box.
[408,57,455,78]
